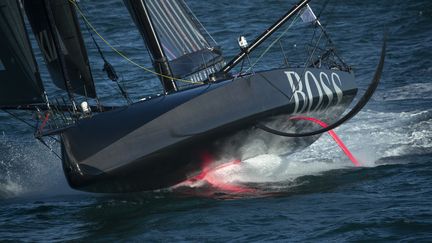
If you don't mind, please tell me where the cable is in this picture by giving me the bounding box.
[1,109,62,160]
[244,12,301,73]
[180,0,218,46]
[36,137,62,160]
[1,109,36,129]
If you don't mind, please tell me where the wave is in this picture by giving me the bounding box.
[375,83,432,101]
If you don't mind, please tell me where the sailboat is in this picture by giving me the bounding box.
[0,0,385,193]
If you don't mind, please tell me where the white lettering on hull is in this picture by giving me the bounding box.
[284,71,344,113]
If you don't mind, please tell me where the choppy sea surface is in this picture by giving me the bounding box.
[1,0,431,241]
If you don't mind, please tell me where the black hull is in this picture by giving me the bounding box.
[61,68,358,193]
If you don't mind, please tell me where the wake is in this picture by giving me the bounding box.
[172,109,432,196]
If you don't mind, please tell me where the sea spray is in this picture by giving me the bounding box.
[0,134,70,198]
[174,109,432,194]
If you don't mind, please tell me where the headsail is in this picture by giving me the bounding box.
[124,0,224,89]
[0,0,45,106]
[23,0,96,98]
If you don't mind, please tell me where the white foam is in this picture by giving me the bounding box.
[195,109,432,188]
[0,181,23,199]
[219,154,347,184]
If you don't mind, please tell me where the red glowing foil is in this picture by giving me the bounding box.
[290,116,361,167]
[177,116,361,193]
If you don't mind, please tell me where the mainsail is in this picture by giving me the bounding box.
[0,0,45,106]
[23,0,97,98]
[123,0,224,90]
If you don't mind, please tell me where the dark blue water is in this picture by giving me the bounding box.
[1,0,432,241]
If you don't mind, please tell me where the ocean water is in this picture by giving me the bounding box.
[1,0,432,241]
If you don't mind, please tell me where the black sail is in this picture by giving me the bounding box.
[23,0,96,98]
[0,0,45,106]
[124,0,224,87]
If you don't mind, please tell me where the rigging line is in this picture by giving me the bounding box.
[1,109,36,129]
[180,0,218,46]
[77,2,129,104]
[244,12,301,73]
[317,22,347,68]
[6,123,62,160]
[36,137,62,160]
[245,12,322,110]
[68,0,203,85]
[1,108,61,148]
[307,21,320,65]
[317,0,332,19]
[83,19,108,64]
[257,72,292,100]
[270,14,328,112]
[82,19,121,83]
[313,1,349,70]
[78,1,126,49]
[305,30,325,68]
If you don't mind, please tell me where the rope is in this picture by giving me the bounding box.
[1,109,36,129]
[181,0,218,46]
[244,12,301,73]
[68,0,203,85]
[1,109,62,160]
[36,137,62,160]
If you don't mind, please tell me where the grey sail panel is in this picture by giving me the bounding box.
[124,0,224,84]
[0,0,45,106]
[23,0,96,98]
[147,0,224,81]
[146,0,210,59]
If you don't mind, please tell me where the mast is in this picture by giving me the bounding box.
[221,0,311,74]
[124,0,177,93]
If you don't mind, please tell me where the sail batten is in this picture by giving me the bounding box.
[163,1,200,51]
[146,1,186,57]
[0,0,45,106]
[146,0,211,59]
[146,1,191,56]
[172,1,209,50]
[124,0,224,87]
